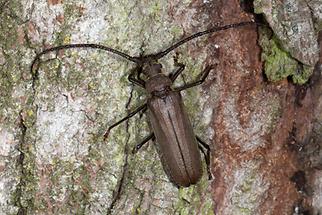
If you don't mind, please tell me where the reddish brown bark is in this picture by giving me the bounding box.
[201,0,314,214]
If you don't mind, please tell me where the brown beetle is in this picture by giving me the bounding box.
[31,21,255,187]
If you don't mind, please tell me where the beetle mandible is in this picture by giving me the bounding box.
[31,21,256,187]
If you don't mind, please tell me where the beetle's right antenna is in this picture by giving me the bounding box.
[30,43,141,75]
[153,21,256,60]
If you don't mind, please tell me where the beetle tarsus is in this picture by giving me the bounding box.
[196,136,212,180]
[103,129,110,141]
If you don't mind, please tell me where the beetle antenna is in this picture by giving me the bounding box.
[153,21,256,60]
[30,43,141,75]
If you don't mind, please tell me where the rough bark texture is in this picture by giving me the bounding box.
[0,0,321,215]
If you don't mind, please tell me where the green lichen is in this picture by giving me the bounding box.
[54,3,83,45]
[0,0,24,116]
[150,2,161,16]
[70,164,92,213]
[259,28,312,84]
[228,162,267,215]
[0,1,21,50]
[266,96,282,132]
[0,1,42,214]
[174,186,213,214]
[14,143,38,213]
[253,0,269,14]
[170,26,184,37]
[173,165,213,214]
[315,19,322,32]
[292,64,314,85]
[237,207,251,214]
[0,57,15,114]
[31,159,93,214]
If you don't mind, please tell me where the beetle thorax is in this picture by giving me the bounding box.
[145,74,172,97]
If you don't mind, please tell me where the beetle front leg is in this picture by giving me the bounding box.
[174,65,214,91]
[128,66,145,88]
[168,63,185,82]
[196,136,212,180]
[104,103,147,140]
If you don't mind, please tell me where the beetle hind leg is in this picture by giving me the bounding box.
[196,136,212,180]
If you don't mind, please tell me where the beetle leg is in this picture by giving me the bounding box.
[174,65,214,91]
[168,63,185,82]
[104,103,147,140]
[136,67,146,84]
[196,136,212,180]
[132,133,155,154]
[128,66,145,88]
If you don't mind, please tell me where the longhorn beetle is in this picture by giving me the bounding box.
[31,21,256,187]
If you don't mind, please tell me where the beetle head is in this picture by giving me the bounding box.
[142,62,163,78]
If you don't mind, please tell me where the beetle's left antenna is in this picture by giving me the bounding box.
[30,43,141,74]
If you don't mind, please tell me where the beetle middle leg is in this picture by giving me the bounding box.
[174,65,214,91]
[132,133,155,154]
[196,136,212,179]
[168,63,185,82]
[103,103,147,140]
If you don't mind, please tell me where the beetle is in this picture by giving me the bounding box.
[31,21,255,187]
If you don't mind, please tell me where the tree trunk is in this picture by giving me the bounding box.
[0,0,321,214]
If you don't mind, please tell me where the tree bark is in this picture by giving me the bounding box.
[0,0,321,214]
